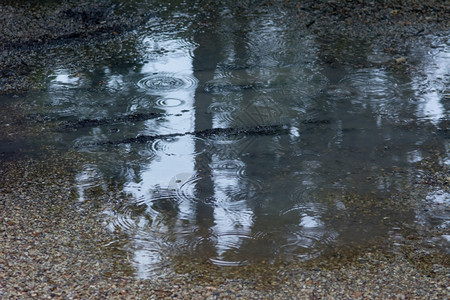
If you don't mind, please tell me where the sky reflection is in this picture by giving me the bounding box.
[41,4,449,277]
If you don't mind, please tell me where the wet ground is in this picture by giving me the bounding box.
[0,0,449,298]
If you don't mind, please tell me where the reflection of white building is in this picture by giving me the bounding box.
[413,46,449,246]
[121,31,259,273]
[125,36,198,217]
[63,4,370,277]
[414,47,448,124]
[122,37,198,278]
[116,9,327,274]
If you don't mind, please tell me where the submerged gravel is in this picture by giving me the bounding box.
[0,0,149,93]
[0,0,449,298]
[0,152,448,298]
[0,0,449,93]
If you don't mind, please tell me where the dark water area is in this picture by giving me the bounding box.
[1,1,448,278]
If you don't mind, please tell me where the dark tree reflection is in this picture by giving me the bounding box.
[36,1,446,274]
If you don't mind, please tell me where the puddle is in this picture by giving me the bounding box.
[0,1,448,278]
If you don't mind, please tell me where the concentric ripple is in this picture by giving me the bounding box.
[209,232,257,266]
[155,97,186,108]
[209,159,263,201]
[339,69,401,102]
[203,134,256,160]
[175,174,202,204]
[207,100,238,113]
[137,72,198,94]
[103,199,176,278]
[207,102,239,125]
[173,229,274,266]
[149,135,206,157]
[210,159,245,173]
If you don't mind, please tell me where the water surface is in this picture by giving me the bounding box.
[1,1,448,278]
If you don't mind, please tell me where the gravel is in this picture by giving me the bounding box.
[0,132,448,298]
[0,0,449,93]
[0,153,448,298]
[0,0,449,298]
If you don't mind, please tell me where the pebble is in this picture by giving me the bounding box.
[0,0,448,93]
[0,151,448,298]
[395,57,407,64]
[0,0,448,298]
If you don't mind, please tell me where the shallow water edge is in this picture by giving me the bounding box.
[0,0,448,298]
[0,150,448,298]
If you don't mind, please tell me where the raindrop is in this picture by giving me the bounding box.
[155,98,186,108]
[137,73,198,94]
